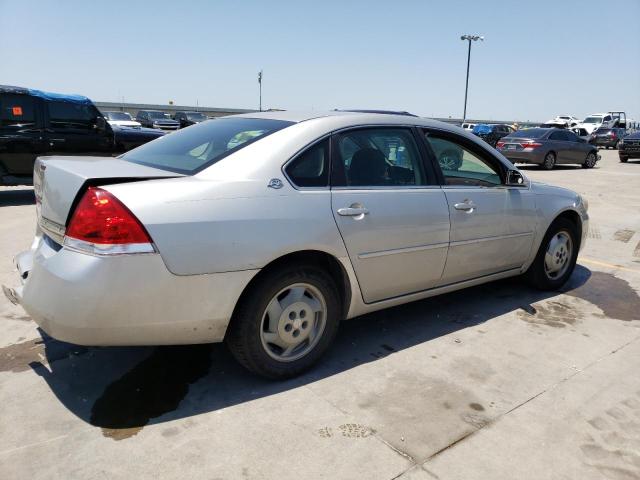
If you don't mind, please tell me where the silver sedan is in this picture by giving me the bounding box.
[4,111,589,378]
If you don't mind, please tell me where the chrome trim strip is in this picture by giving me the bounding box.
[39,216,65,245]
[450,231,533,247]
[358,242,448,259]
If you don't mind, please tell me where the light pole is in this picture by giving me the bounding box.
[460,34,483,123]
[258,70,263,112]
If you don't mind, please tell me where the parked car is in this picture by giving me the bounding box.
[472,124,513,147]
[4,111,589,379]
[571,127,594,142]
[551,115,580,128]
[0,85,162,186]
[497,128,598,170]
[618,131,640,163]
[135,110,180,130]
[591,127,626,149]
[574,113,615,134]
[103,111,141,128]
[111,124,165,151]
[174,111,208,128]
[461,122,476,131]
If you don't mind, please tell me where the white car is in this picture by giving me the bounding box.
[575,113,615,135]
[461,122,476,131]
[103,111,142,128]
[552,116,580,128]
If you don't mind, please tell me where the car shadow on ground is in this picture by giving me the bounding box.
[0,188,35,207]
[26,265,591,438]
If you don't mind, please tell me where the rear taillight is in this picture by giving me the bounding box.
[521,142,542,149]
[496,141,505,148]
[64,186,154,255]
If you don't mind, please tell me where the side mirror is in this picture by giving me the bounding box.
[506,170,525,186]
[95,117,107,131]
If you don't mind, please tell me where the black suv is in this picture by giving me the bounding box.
[618,131,640,163]
[0,85,163,186]
[173,111,208,128]
[471,124,513,148]
[136,110,179,130]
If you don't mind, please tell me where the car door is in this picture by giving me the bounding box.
[422,129,536,285]
[330,126,450,303]
[0,93,46,175]
[561,130,587,163]
[548,130,571,163]
[44,100,113,156]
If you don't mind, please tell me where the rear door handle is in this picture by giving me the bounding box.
[454,200,476,212]
[337,206,369,216]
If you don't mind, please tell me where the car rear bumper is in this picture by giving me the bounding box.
[4,235,258,346]
[499,150,545,164]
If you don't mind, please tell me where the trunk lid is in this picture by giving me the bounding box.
[34,156,180,241]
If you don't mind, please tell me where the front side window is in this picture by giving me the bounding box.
[122,117,293,174]
[333,128,425,187]
[425,134,502,187]
[48,100,96,130]
[0,94,37,129]
[285,138,329,187]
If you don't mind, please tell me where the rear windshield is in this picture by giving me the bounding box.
[509,128,548,139]
[122,117,294,174]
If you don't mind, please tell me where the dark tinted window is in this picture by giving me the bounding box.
[122,117,293,174]
[286,139,329,187]
[187,112,207,121]
[563,131,579,142]
[510,129,548,139]
[334,128,425,187]
[48,100,96,130]
[0,94,37,129]
[549,131,564,140]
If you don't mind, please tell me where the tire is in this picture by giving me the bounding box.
[524,217,579,291]
[620,156,628,163]
[541,152,556,170]
[582,152,597,169]
[225,264,340,379]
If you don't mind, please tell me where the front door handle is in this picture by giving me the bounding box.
[454,200,476,212]
[337,206,369,217]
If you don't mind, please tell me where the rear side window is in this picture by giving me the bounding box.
[285,139,329,187]
[122,117,293,174]
[48,100,97,130]
[0,94,37,129]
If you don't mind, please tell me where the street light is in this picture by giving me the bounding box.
[258,70,263,112]
[460,34,484,123]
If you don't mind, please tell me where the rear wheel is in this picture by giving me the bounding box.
[541,152,556,170]
[524,218,578,290]
[226,264,340,379]
[582,152,597,169]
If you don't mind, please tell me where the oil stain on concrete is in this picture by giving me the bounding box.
[90,345,212,441]
[518,301,581,328]
[566,271,640,322]
[0,335,87,373]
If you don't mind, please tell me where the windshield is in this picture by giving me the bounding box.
[147,111,168,119]
[187,112,207,121]
[509,128,548,139]
[583,116,603,124]
[122,117,293,174]
[106,112,132,121]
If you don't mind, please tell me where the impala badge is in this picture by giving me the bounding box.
[268,178,283,189]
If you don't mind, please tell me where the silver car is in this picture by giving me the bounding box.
[4,112,589,378]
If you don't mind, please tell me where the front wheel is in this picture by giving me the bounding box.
[524,218,579,290]
[226,264,340,379]
[620,156,628,163]
[582,152,597,169]
[541,152,556,170]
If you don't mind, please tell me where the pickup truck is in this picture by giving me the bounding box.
[0,85,164,186]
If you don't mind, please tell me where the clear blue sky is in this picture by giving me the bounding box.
[1,0,639,122]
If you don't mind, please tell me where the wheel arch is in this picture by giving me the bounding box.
[553,208,583,249]
[230,249,353,326]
